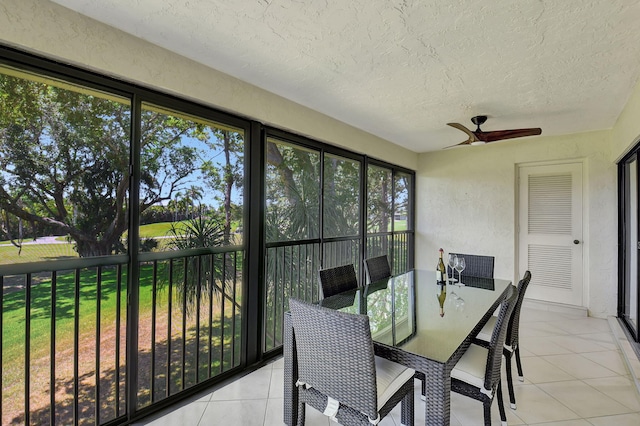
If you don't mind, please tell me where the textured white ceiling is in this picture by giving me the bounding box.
[51,0,640,152]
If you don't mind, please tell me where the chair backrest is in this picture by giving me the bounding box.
[364,255,391,284]
[449,253,495,278]
[484,285,518,392]
[318,264,358,298]
[289,298,378,419]
[506,270,532,348]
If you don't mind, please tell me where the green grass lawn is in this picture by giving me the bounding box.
[394,219,408,231]
[0,263,176,422]
[2,266,130,363]
[138,221,180,238]
[4,264,167,349]
[138,220,241,238]
[0,243,78,265]
[0,264,172,402]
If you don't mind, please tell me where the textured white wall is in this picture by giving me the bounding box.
[0,0,417,170]
[416,131,616,318]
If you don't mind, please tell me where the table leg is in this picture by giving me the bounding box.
[423,366,451,426]
[283,313,298,426]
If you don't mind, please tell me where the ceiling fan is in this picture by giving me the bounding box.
[446,115,542,148]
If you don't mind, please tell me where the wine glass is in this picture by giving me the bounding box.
[447,254,457,284]
[454,257,466,286]
[454,294,465,311]
[447,288,465,311]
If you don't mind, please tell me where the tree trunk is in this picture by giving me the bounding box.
[75,238,116,257]
[266,141,299,208]
[223,131,233,245]
[381,176,390,254]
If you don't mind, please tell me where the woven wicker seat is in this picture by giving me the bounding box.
[288,298,415,426]
[448,253,495,279]
[363,255,392,284]
[450,285,518,426]
[474,271,532,410]
[318,264,358,298]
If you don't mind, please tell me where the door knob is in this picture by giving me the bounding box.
[573,240,580,244]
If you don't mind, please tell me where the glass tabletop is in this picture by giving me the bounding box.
[319,269,512,364]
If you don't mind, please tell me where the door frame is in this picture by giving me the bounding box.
[515,158,588,308]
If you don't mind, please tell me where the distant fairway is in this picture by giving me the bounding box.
[0,242,78,265]
[0,223,179,266]
[138,221,180,238]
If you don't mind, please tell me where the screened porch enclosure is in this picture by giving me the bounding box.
[263,135,414,353]
[0,47,414,425]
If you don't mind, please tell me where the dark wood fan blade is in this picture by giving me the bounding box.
[477,128,542,142]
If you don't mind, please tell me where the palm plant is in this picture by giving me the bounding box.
[165,213,225,314]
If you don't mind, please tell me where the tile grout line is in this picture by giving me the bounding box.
[518,313,587,424]
[196,400,209,426]
[530,380,582,422]
[263,367,275,426]
[526,318,637,422]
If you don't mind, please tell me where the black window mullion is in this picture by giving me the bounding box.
[627,153,640,342]
[245,121,263,366]
[319,149,325,268]
[359,157,367,284]
[126,93,142,419]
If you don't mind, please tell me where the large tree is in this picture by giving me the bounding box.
[0,73,201,257]
[201,129,244,244]
[265,140,321,242]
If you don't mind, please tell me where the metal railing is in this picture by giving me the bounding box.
[366,231,412,275]
[0,247,244,425]
[263,233,413,353]
[263,237,362,352]
[0,231,409,423]
[263,242,321,352]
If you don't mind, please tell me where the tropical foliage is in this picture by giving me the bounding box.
[165,214,226,312]
[0,71,244,258]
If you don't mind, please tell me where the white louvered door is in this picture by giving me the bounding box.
[518,162,584,306]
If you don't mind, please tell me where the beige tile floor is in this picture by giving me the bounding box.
[135,305,640,425]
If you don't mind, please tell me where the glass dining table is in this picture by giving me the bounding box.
[283,269,512,426]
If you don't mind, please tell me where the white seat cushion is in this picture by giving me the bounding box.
[476,316,496,342]
[374,356,415,408]
[450,344,488,389]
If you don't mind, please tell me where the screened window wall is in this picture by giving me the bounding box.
[0,47,414,425]
[263,134,415,353]
[366,165,413,276]
[0,55,247,425]
[135,103,245,410]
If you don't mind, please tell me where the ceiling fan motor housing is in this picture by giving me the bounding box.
[470,115,488,127]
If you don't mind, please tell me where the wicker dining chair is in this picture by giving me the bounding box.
[449,253,495,279]
[318,264,358,298]
[450,285,518,426]
[363,255,392,284]
[474,271,532,410]
[288,298,415,426]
